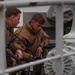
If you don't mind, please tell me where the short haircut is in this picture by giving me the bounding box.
[31,12,45,24]
[5,8,21,18]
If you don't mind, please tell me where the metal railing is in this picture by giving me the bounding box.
[0,0,75,75]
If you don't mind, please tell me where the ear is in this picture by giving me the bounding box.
[10,15,15,20]
[31,20,35,23]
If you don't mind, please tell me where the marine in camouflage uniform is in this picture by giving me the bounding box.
[5,8,21,75]
[6,22,13,67]
[11,13,50,75]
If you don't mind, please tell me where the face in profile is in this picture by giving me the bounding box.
[31,20,42,33]
[11,14,21,27]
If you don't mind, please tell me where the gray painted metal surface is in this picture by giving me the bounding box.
[55,4,63,75]
[0,0,75,8]
[0,6,6,75]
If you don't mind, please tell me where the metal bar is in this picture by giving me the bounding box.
[63,52,75,57]
[5,55,60,73]
[2,51,75,73]
[0,6,7,75]
[55,4,64,75]
[0,0,75,8]
[65,45,75,51]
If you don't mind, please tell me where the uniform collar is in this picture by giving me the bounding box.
[25,22,38,35]
[5,21,11,30]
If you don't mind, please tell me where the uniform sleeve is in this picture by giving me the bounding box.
[12,26,27,51]
[13,38,26,51]
[11,37,33,61]
[39,29,50,48]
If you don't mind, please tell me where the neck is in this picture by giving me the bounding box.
[6,19,11,27]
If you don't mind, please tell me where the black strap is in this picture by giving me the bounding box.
[6,26,28,47]
[6,49,21,64]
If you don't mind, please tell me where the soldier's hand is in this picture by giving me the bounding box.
[36,46,42,57]
[11,57,17,66]
[16,49,23,59]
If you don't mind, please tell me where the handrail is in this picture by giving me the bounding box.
[0,0,75,8]
[1,51,74,74]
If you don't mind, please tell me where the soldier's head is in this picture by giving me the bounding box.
[30,12,45,33]
[5,8,21,28]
